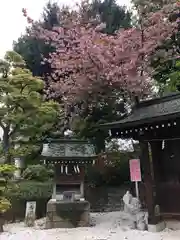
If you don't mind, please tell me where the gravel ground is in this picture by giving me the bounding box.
[1,211,180,240]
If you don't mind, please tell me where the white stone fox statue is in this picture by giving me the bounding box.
[122,191,147,230]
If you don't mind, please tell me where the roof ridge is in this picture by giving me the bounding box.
[137,92,180,109]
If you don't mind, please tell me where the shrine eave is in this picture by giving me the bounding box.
[42,138,90,144]
[100,92,180,131]
[41,156,96,162]
[40,157,95,165]
[101,112,180,130]
[41,155,96,159]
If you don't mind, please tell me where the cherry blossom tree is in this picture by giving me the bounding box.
[22,1,180,104]
[132,0,180,95]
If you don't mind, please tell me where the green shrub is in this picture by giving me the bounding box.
[5,180,53,200]
[0,164,17,231]
[0,164,17,213]
[85,144,141,187]
[4,180,53,221]
[0,164,16,178]
[85,166,104,187]
[22,164,54,181]
[85,159,130,187]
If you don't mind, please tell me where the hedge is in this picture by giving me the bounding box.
[4,180,53,222]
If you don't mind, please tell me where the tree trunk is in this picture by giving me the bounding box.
[94,134,105,154]
[0,216,4,232]
[2,128,11,164]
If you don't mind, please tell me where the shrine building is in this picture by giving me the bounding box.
[100,92,180,231]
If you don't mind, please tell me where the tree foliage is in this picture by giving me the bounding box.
[22,164,53,181]
[0,51,60,162]
[14,0,132,97]
[71,98,126,152]
[20,0,180,153]
[80,0,132,34]
[23,1,179,103]
[0,164,17,232]
[13,0,132,153]
[13,1,60,77]
[132,0,180,94]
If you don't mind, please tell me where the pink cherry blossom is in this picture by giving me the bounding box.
[22,1,180,103]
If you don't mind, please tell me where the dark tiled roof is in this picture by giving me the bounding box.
[101,92,180,129]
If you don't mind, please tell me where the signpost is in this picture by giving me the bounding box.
[129,159,142,199]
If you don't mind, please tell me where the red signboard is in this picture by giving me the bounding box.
[129,159,141,182]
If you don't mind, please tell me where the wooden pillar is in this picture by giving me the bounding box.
[140,140,161,225]
[150,141,161,183]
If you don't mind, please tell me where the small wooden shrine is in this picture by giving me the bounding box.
[41,133,96,228]
[101,92,180,232]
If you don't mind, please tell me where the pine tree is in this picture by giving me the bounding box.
[0,51,59,163]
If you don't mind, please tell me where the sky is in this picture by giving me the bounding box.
[0,0,131,59]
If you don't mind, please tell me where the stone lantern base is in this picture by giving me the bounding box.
[45,199,90,228]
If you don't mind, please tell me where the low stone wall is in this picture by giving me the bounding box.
[46,200,90,228]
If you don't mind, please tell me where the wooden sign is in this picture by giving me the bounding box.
[129,159,142,182]
[25,201,36,227]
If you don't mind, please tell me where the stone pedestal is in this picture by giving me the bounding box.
[45,199,90,229]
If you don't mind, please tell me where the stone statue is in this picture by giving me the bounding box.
[122,191,147,230]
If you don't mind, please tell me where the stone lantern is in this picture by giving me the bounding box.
[41,131,96,228]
